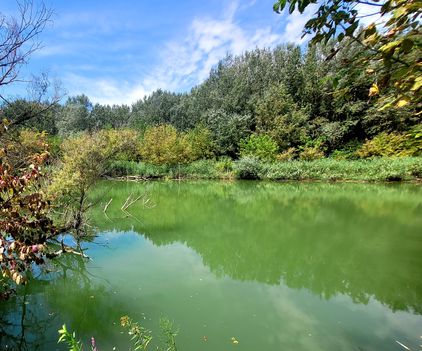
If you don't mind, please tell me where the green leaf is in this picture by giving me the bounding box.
[273,0,287,13]
[289,1,296,14]
[381,0,392,15]
[345,22,358,37]
[298,0,309,13]
[401,38,413,53]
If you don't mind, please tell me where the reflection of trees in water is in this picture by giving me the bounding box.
[0,283,55,350]
[90,181,422,315]
[0,253,95,350]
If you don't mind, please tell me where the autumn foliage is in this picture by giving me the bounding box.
[0,123,57,291]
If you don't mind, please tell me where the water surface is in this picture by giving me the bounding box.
[1,181,422,350]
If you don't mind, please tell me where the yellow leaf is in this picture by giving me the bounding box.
[369,83,379,97]
[396,98,409,107]
[379,40,401,54]
[363,33,378,45]
[411,77,422,92]
[364,23,376,38]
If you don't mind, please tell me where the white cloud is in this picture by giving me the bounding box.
[355,2,386,27]
[280,4,319,44]
[63,1,315,105]
[63,73,151,105]
[34,43,74,57]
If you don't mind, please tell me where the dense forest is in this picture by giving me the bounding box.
[3,40,421,163]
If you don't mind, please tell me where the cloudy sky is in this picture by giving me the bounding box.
[2,0,317,105]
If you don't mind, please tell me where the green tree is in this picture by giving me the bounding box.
[139,124,191,165]
[203,109,252,157]
[1,99,58,134]
[255,83,309,150]
[49,129,140,232]
[132,90,181,127]
[57,95,93,136]
[239,134,279,161]
[184,125,214,160]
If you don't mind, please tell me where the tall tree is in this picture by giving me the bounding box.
[57,95,93,136]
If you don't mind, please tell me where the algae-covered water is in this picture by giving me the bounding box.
[1,181,422,350]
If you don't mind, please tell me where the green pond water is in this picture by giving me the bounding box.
[1,180,422,350]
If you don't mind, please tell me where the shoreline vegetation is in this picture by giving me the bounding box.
[107,157,422,182]
[0,0,421,349]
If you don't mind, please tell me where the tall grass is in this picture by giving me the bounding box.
[107,157,422,182]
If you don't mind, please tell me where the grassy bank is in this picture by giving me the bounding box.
[108,157,422,182]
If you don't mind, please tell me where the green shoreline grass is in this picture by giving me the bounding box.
[108,157,422,182]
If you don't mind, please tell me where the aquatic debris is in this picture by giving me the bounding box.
[395,340,411,350]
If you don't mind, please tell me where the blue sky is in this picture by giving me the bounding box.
[2,0,318,105]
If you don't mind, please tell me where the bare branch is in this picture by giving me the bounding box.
[0,1,53,88]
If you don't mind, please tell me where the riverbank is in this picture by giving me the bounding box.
[108,157,422,182]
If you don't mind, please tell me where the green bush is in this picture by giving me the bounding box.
[357,125,422,158]
[234,156,263,180]
[184,125,215,160]
[107,160,170,178]
[140,124,216,165]
[215,156,234,173]
[49,129,141,201]
[404,125,422,154]
[182,160,219,179]
[46,134,63,160]
[331,139,361,160]
[239,134,278,161]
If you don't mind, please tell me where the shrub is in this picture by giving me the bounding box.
[276,147,297,161]
[139,124,191,165]
[183,160,219,179]
[330,139,361,160]
[215,156,234,173]
[184,125,214,160]
[108,160,143,177]
[239,134,278,161]
[234,156,263,180]
[97,157,422,181]
[299,146,324,161]
[357,126,422,158]
[263,158,422,181]
[3,129,50,170]
[319,121,355,151]
[46,134,63,161]
[403,125,422,155]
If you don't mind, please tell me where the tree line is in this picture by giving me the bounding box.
[3,39,420,161]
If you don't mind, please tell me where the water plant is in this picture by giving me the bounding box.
[58,316,178,351]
